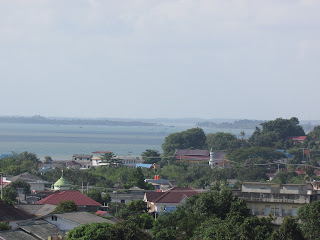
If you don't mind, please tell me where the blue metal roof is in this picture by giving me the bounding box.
[276,149,293,158]
[136,164,152,168]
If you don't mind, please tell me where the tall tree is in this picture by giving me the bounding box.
[298,200,320,239]
[141,149,161,164]
[162,128,206,155]
[206,132,241,150]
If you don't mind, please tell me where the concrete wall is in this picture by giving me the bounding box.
[281,185,307,194]
[242,183,280,194]
[248,202,301,218]
[44,216,79,231]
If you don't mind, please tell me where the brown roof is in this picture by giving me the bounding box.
[151,188,199,204]
[145,192,164,202]
[0,200,33,221]
[175,149,210,156]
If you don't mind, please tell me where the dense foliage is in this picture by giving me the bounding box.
[249,117,305,148]
[152,189,275,240]
[53,200,78,213]
[0,151,39,175]
[162,128,206,155]
[67,221,151,240]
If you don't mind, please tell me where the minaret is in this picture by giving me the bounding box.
[209,148,214,169]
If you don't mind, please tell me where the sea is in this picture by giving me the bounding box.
[0,123,254,161]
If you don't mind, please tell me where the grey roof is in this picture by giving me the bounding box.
[0,200,32,221]
[213,151,227,161]
[15,204,56,217]
[145,179,172,185]
[9,172,48,184]
[73,154,93,158]
[18,219,65,240]
[0,229,38,240]
[51,211,115,225]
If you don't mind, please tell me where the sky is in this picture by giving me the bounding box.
[0,0,319,120]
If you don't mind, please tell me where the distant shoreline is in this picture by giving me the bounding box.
[0,116,158,127]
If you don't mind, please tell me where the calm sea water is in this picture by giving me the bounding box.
[0,123,254,160]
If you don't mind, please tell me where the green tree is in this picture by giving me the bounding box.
[271,217,305,240]
[3,187,18,203]
[54,200,78,213]
[227,147,285,164]
[67,221,151,240]
[249,117,305,148]
[44,156,53,163]
[0,222,11,231]
[141,149,161,164]
[10,180,31,194]
[298,200,320,239]
[206,132,241,150]
[162,128,206,155]
[86,189,103,204]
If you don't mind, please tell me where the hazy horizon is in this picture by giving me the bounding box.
[1,1,319,120]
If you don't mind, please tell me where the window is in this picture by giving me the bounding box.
[264,205,270,215]
[121,199,125,204]
[51,216,57,221]
[292,207,298,217]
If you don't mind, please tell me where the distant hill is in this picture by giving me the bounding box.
[0,116,157,127]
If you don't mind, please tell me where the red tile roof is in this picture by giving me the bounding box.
[35,190,101,206]
[151,187,199,204]
[287,136,307,141]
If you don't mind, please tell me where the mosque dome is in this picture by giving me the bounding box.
[52,171,71,190]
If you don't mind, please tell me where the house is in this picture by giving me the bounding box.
[110,186,146,204]
[42,211,115,231]
[232,182,320,225]
[0,200,33,229]
[72,154,93,168]
[144,187,201,213]
[35,190,101,212]
[72,154,93,161]
[8,172,49,191]
[175,149,229,168]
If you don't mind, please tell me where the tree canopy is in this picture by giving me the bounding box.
[206,132,241,150]
[53,200,78,213]
[249,117,305,148]
[162,128,207,155]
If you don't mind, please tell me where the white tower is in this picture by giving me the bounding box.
[209,148,214,169]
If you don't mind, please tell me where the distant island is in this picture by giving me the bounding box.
[196,119,265,129]
[0,115,158,127]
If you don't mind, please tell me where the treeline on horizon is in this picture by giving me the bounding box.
[0,115,157,127]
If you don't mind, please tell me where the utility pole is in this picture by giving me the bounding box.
[0,173,3,200]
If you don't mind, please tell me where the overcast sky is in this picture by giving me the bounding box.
[0,0,319,120]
